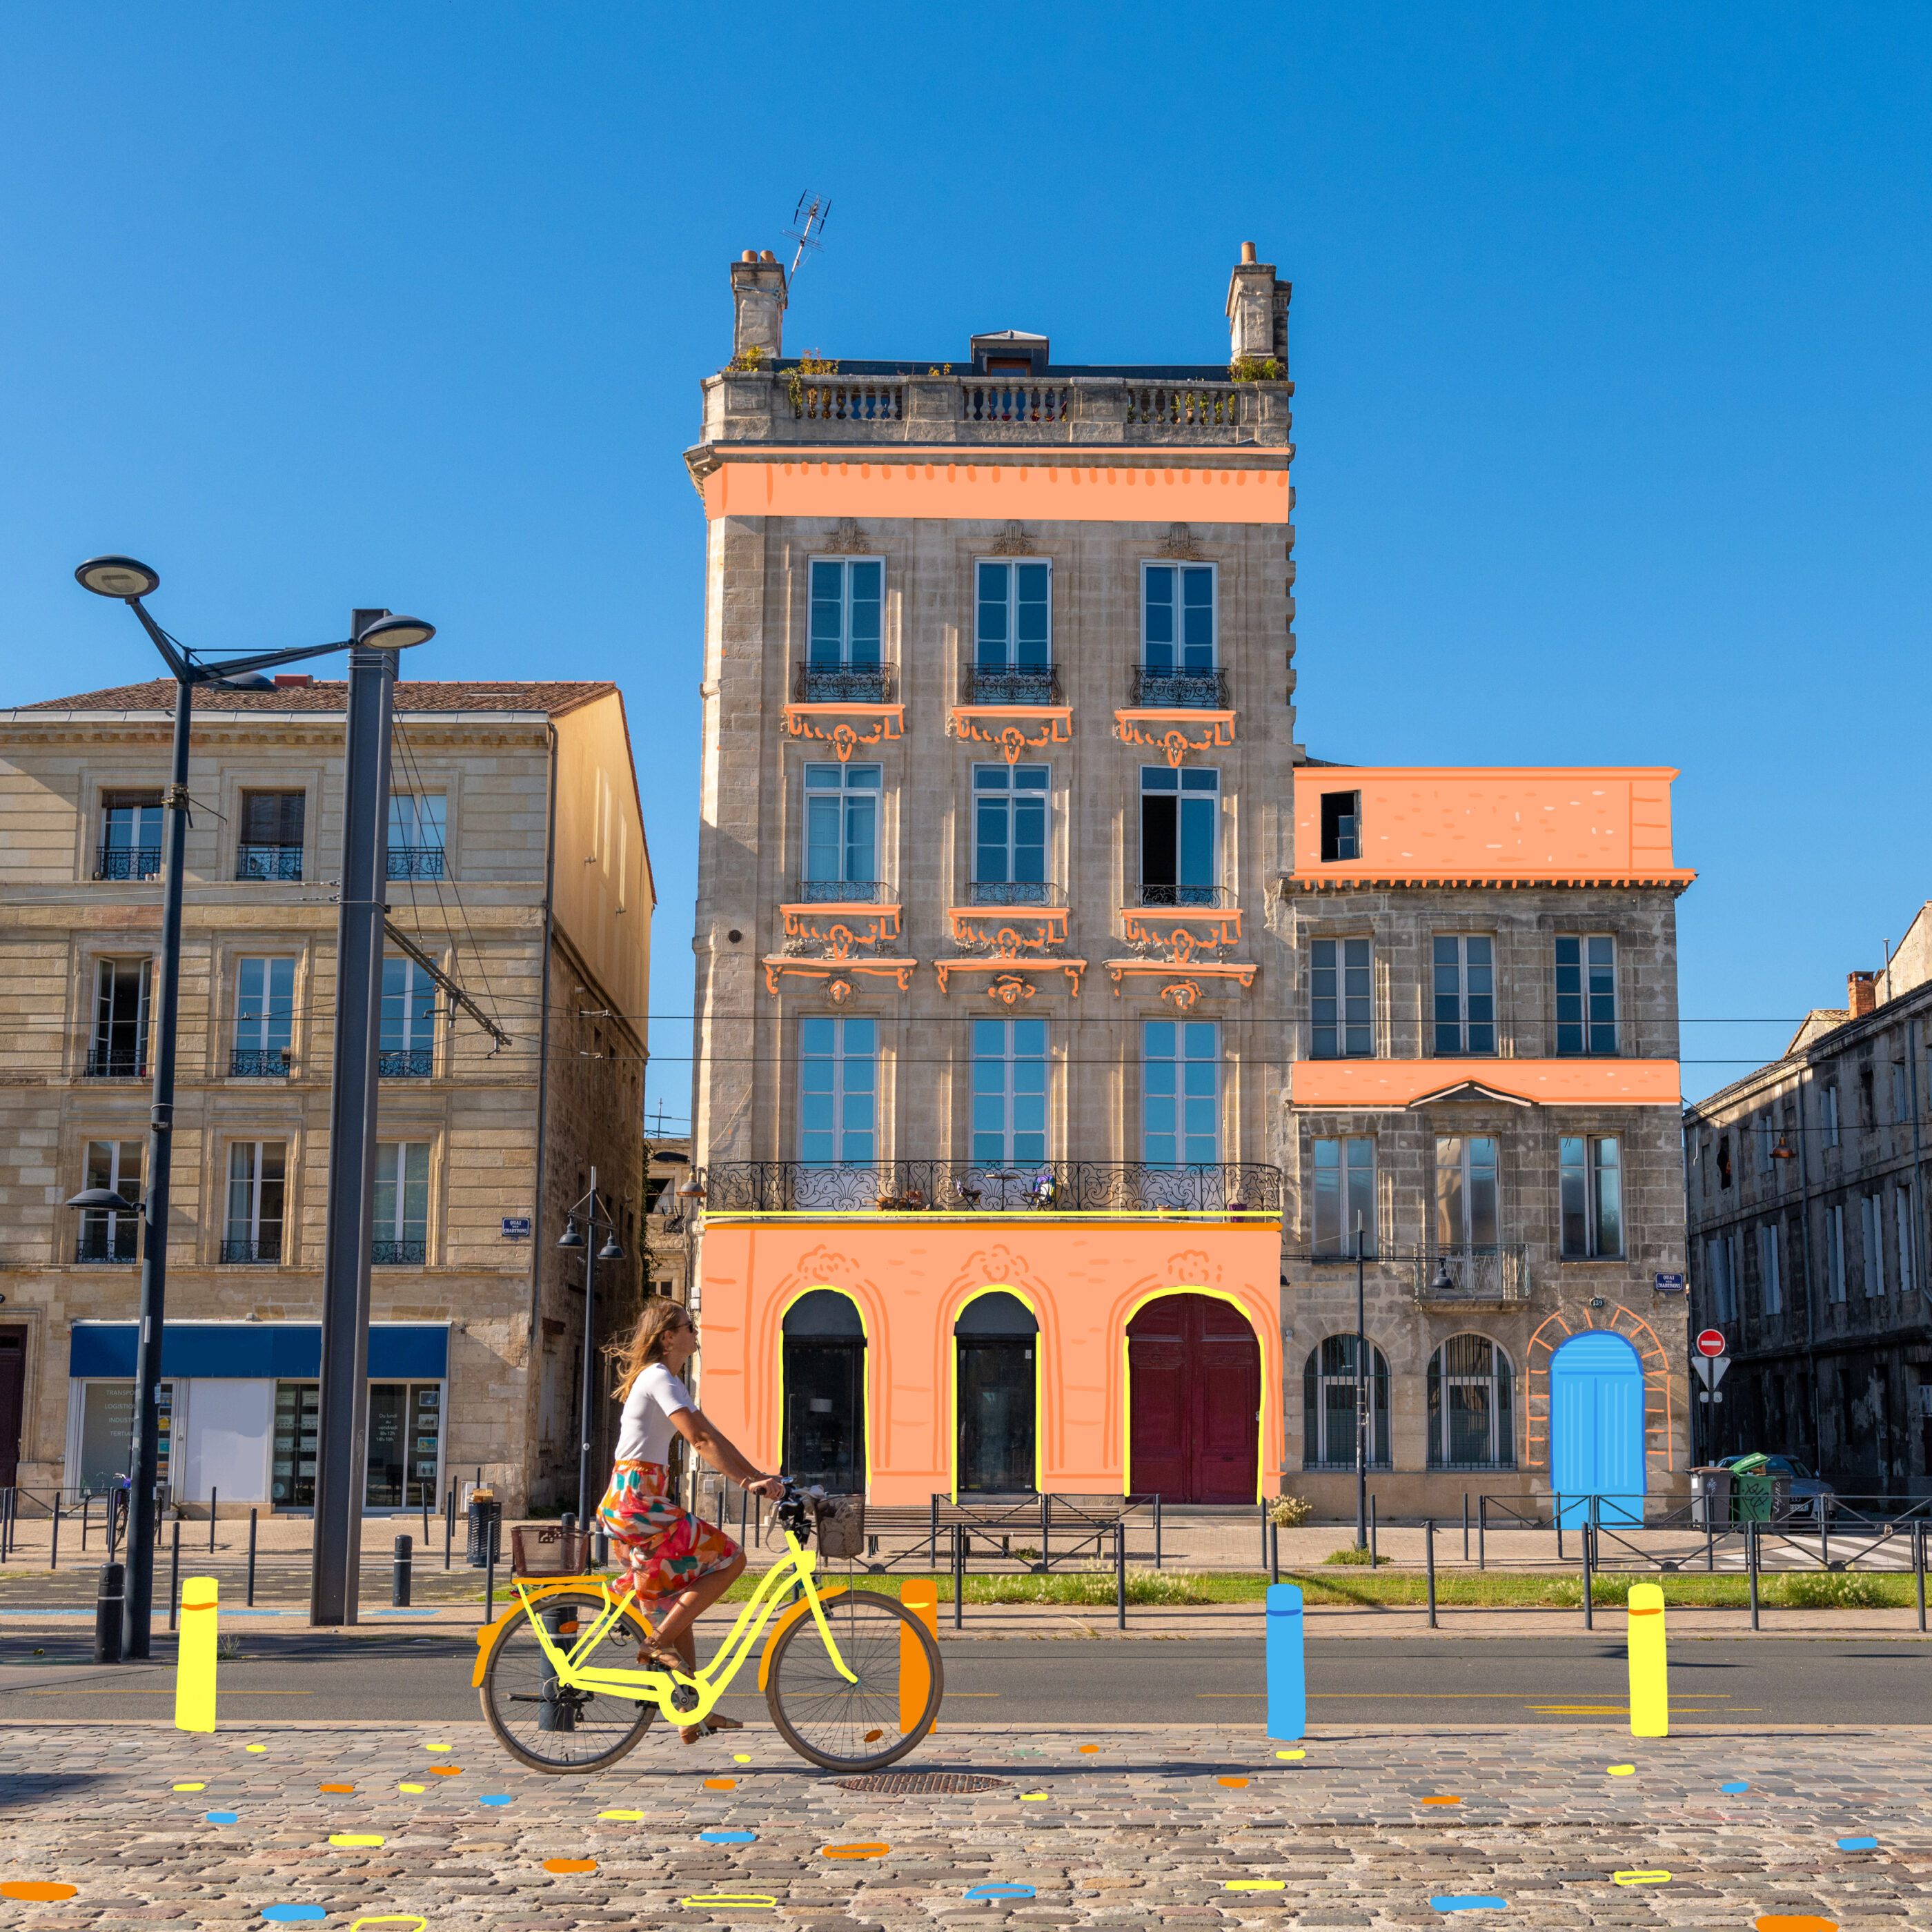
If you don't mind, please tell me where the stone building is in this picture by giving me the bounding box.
[1683,907,1932,1499]
[680,243,1695,1517]
[0,676,652,1515]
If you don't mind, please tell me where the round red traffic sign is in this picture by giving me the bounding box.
[1695,1328,1726,1357]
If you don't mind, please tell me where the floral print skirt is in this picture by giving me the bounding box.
[596,1458,740,1604]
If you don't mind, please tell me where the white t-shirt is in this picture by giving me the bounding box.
[615,1362,696,1466]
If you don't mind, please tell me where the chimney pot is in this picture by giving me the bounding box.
[1241,240,1257,263]
[741,248,756,262]
[272,674,313,690]
[1849,969,1879,1017]
[760,249,776,262]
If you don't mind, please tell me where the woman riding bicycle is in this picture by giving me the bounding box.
[599,1297,785,1742]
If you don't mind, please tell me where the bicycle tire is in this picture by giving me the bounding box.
[765,1588,943,1772]
[479,1588,660,1775]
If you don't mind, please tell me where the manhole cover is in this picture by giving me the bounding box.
[834,1773,1009,1795]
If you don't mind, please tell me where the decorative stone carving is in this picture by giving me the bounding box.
[822,518,871,554]
[1156,522,1203,560]
[989,521,1035,555]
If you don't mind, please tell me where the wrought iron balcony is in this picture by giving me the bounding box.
[83,1048,147,1079]
[1130,665,1231,711]
[94,845,161,881]
[237,843,303,881]
[230,1048,290,1078]
[1138,883,1228,909]
[965,880,1061,907]
[220,1234,284,1265]
[964,663,1062,707]
[378,1048,435,1078]
[75,1228,138,1264]
[1412,1244,1530,1303]
[698,1160,1282,1216]
[373,1239,428,1265]
[386,847,446,880]
[791,660,896,705]
[793,880,883,905]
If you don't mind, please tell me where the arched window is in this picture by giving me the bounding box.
[954,1292,1038,1496]
[1426,1334,1515,1469]
[782,1290,865,1492]
[1302,1336,1390,1469]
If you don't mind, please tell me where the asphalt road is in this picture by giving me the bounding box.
[0,1633,1926,1726]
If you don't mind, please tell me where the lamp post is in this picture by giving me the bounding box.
[72,557,433,1658]
[558,1169,624,1527]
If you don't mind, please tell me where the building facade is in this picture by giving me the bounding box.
[0,676,652,1515]
[1683,909,1932,1499]
[682,245,1695,1516]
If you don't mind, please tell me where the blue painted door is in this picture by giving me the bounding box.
[1550,1332,1646,1525]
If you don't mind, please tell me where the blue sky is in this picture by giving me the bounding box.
[4,4,1929,1123]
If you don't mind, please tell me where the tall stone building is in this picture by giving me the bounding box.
[1683,908,1932,1498]
[0,676,652,1514]
[682,244,1695,1517]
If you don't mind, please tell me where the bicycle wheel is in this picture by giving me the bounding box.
[480,1589,660,1775]
[765,1588,943,1772]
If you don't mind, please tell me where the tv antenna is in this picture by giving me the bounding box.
[785,190,831,278]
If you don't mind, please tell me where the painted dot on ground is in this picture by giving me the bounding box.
[700,1830,757,1844]
[172,1782,206,1791]
[1226,1880,1287,1891]
[319,1783,356,1793]
[479,1795,513,1807]
[599,1809,645,1821]
[399,1782,425,1793]
[1019,1793,1050,1802]
[1608,1765,1635,1776]
[733,1753,751,1762]
[428,1765,462,1776]
[1755,1920,1837,1932]
[1422,1795,1461,1806]
[1218,1776,1250,1788]
[967,1886,1036,1901]
[1839,1838,1879,1851]
[260,1910,327,1925]
[704,1777,736,1790]
[245,1744,268,1753]
[544,1859,597,1874]
[206,1811,239,1824]
[1431,1897,1509,1913]
[424,1742,451,1751]
[1078,1744,1099,1755]
[1276,1749,1306,1759]
[820,1844,890,1859]
[0,1884,79,1902]
[681,1895,776,1910]
[1612,1871,1671,1886]
[328,1834,385,1848]
[1722,1780,1750,1793]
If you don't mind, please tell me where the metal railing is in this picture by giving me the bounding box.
[237,844,303,881]
[792,660,896,704]
[75,1230,138,1264]
[386,847,446,880]
[791,380,903,422]
[373,1239,427,1265]
[229,1047,290,1078]
[964,880,1061,907]
[792,879,885,905]
[1130,664,1231,710]
[378,1047,435,1078]
[1137,883,1229,908]
[83,1047,147,1079]
[219,1235,282,1264]
[1413,1244,1530,1302]
[94,846,161,880]
[963,382,1072,424]
[698,1159,1282,1214]
[963,662,1062,707]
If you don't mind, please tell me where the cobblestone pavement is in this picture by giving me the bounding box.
[1,1719,1929,1926]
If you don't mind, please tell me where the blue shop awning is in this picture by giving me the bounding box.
[68,1322,449,1380]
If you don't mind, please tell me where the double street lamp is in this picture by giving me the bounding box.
[67,556,433,1659]
[558,1170,624,1528]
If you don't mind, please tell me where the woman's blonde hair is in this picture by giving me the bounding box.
[607,1296,691,1401]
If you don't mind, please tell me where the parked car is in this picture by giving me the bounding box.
[1717,1452,1836,1519]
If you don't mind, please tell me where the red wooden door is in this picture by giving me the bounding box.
[1127,1296,1259,1504]
[0,1328,24,1488]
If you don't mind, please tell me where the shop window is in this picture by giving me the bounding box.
[77,1381,171,1497]
[955,1291,1037,1496]
[782,1291,865,1493]
[273,1379,442,1508]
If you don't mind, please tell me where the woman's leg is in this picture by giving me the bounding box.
[647,1548,747,1659]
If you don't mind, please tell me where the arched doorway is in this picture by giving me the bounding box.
[1127,1294,1259,1504]
[782,1290,865,1493]
[1550,1330,1645,1524]
[955,1291,1037,1496]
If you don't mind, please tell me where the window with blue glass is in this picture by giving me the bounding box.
[973,1018,1047,1166]
[1555,935,1617,1054]
[380,958,437,1076]
[974,765,1048,900]
[1141,562,1216,674]
[233,956,295,1075]
[809,558,883,667]
[1310,938,1372,1057]
[1140,765,1219,905]
[1143,1020,1219,1166]
[1432,936,1495,1054]
[800,1016,876,1166]
[804,763,880,896]
[976,561,1051,669]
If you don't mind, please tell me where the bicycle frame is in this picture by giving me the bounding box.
[515,1528,856,1728]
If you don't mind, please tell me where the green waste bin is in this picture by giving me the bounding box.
[1728,1451,1773,1522]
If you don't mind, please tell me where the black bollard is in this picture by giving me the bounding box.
[393,1534,413,1608]
[168,1519,181,1631]
[50,1496,60,1573]
[246,1508,258,1609]
[94,1561,124,1663]
[210,1488,218,1554]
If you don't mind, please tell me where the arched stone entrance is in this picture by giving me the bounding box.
[1127,1294,1260,1504]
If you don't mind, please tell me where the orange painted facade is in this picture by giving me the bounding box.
[692,1215,1284,1504]
[1290,766,1697,888]
[1291,1058,1683,1110]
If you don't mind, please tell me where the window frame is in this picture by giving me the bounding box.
[1826,1203,1846,1301]
[1138,765,1221,905]
[1435,1134,1500,1252]
[798,1015,878,1169]
[379,956,438,1076]
[1822,1082,1840,1147]
[97,789,164,880]
[1759,1221,1782,1317]
[79,1139,143,1263]
[1862,1193,1886,1297]
[1142,1019,1219,1167]
[1310,936,1373,1059]
[1426,1334,1517,1471]
[1310,1135,1376,1258]
[1555,934,1618,1056]
[803,762,883,892]
[234,955,297,1066]
[971,1016,1049,1167]
[1319,790,1360,863]
[1302,1336,1391,1470]
[974,558,1053,671]
[1559,1134,1623,1259]
[1432,934,1497,1056]
[224,1139,287,1263]
[807,555,885,669]
[373,1141,431,1263]
[972,762,1049,897]
[1139,560,1219,673]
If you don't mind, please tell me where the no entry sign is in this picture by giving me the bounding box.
[1695,1328,1726,1357]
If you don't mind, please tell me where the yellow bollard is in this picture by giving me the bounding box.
[900,1580,938,1736]
[175,1575,219,1733]
[1626,1581,1668,1737]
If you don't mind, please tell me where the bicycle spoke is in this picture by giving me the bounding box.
[480,1590,660,1775]
[766,1591,940,1771]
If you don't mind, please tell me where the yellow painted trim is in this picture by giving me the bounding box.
[945,1283,1045,1505]
[1117,1286,1271,1506]
[756,1582,849,1691]
[776,1283,873,1496]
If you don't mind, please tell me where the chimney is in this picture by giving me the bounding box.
[1225,241,1290,368]
[273,673,313,689]
[729,248,787,363]
[1849,969,1878,1018]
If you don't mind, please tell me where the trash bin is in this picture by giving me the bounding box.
[1728,1452,1773,1522]
[1690,1466,1733,1530]
[466,1486,500,1568]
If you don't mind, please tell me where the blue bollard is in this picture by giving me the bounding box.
[1265,1582,1305,1742]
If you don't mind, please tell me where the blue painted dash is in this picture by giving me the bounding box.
[700,1829,757,1844]
[260,1910,327,1924]
[478,1794,513,1806]
[206,1810,239,1824]
[1430,1898,1508,1913]
[1720,1781,1749,1794]
[966,1885,1036,1901]
[1840,1837,1879,1850]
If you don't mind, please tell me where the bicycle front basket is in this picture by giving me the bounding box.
[814,1492,866,1561]
[511,1525,592,1577]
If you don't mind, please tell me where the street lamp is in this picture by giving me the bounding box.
[73,555,433,1659]
[557,1166,624,1527]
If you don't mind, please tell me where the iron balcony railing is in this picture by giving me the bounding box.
[1413,1244,1530,1303]
[1138,883,1228,908]
[237,843,303,881]
[792,660,896,705]
[386,847,446,880]
[229,1048,290,1078]
[75,1228,138,1264]
[963,662,1062,707]
[793,880,885,905]
[698,1160,1282,1216]
[965,880,1062,907]
[83,1047,147,1079]
[373,1239,427,1266]
[378,1048,435,1078]
[220,1234,283,1265]
[94,845,161,881]
[1130,664,1231,710]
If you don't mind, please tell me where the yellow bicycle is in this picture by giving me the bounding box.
[474,1481,943,1774]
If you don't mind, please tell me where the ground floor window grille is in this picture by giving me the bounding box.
[1426,1334,1515,1469]
[1302,1335,1390,1469]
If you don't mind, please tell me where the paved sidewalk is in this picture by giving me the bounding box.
[1,1717,1929,1926]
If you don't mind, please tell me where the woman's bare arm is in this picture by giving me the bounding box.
[669,1406,784,1496]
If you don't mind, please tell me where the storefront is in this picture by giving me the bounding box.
[67,1321,448,1513]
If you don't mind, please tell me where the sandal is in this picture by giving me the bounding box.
[679,1714,745,1744]
[636,1644,687,1675]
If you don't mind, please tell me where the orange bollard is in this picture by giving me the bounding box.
[900,1580,938,1736]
